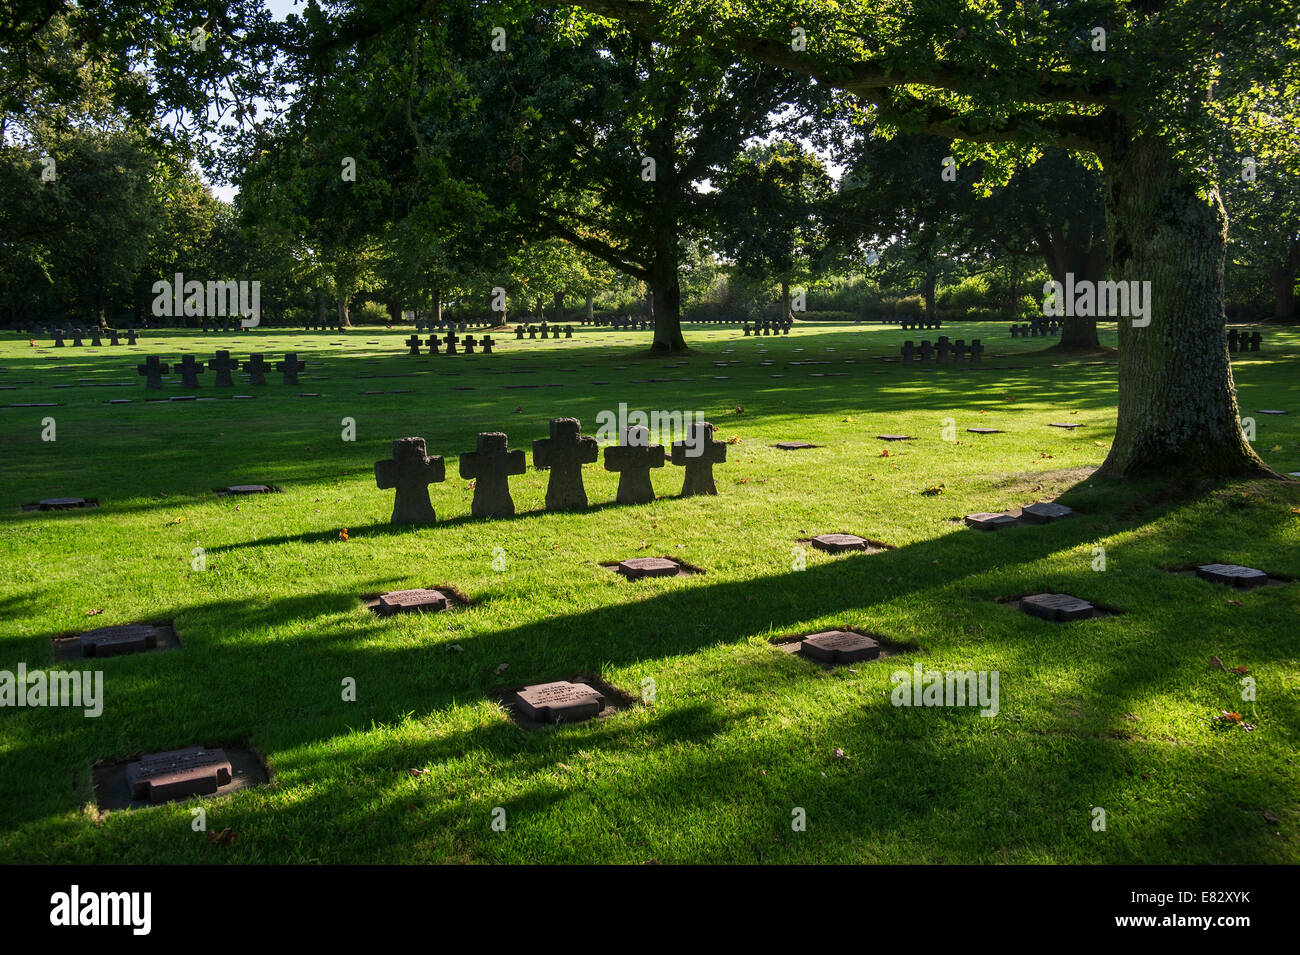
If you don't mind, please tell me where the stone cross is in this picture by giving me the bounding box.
[952,339,966,364]
[459,432,527,517]
[405,334,422,355]
[208,350,238,386]
[276,353,305,385]
[670,421,726,496]
[54,331,64,348]
[443,330,459,355]
[178,354,205,388]
[603,425,665,504]
[242,354,268,385]
[90,330,102,346]
[109,330,120,346]
[375,436,446,524]
[936,337,951,363]
[515,326,525,339]
[72,330,84,347]
[551,326,561,339]
[919,340,934,363]
[127,329,138,345]
[901,341,916,362]
[480,335,495,354]
[425,334,442,355]
[970,340,985,364]
[527,326,537,339]
[532,417,599,511]
[462,335,477,354]
[137,356,169,389]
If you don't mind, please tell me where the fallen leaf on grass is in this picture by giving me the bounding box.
[1210,655,1225,671]
[85,609,104,616]
[494,662,509,675]
[409,768,428,777]
[1263,810,1281,824]
[207,828,236,846]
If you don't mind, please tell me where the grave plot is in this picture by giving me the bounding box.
[998,592,1118,622]
[213,484,281,496]
[20,496,100,512]
[604,555,704,579]
[964,511,1019,531]
[52,621,181,661]
[803,533,892,555]
[93,745,269,811]
[771,441,819,450]
[363,584,471,617]
[1165,563,1290,589]
[876,434,913,441]
[1012,501,1075,524]
[965,427,1004,435]
[771,627,909,665]
[489,674,636,729]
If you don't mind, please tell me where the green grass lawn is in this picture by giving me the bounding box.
[1,319,1297,864]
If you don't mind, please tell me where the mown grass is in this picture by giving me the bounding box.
[0,319,1297,863]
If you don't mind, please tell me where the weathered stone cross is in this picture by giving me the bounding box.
[671,421,726,496]
[459,432,527,517]
[603,425,665,504]
[137,356,169,389]
[532,417,599,511]
[208,350,237,387]
[374,437,445,524]
[242,353,269,385]
[276,353,306,385]
[178,355,205,388]
[405,334,422,355]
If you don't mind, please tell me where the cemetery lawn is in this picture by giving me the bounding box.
[1,322,1298,865]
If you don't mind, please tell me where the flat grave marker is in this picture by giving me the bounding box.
[512,680,607,724]
[1019,593,1097,622]
[1196,563,1270,588]
[965,512,1018,531]
[800,630,882,663]
[1018,501,1075,524]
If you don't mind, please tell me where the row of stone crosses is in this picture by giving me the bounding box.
[896,317,943,331]
[514,323,575,340]
[404,332,496,356]
[901,337,985,364]
[742,319,794,336]
[137,351,306,389]
[1009,318,1061,338]
[374,418,727,523]
[1227,329,1264,353]
[43,326,139,347]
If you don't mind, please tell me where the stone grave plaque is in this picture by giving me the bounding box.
[125,747,233,804]
[1048,422,1081,429]
[80,623,160,658]
[617,557,679,580]
[377,588,448,615]
[226,484,272,495]
[965,512,1018,530]
[1195,563,1269,588]
[1257,410,1286,415]
[966,428,1003,435]
[773,441,816,450]
[1019,593,1095,622]
[1019,501,1074,524]
[514,681,605,723]
[810,534,870,553]
[877,435,912,441]
[38,497,89,510]
[800,630,881,663]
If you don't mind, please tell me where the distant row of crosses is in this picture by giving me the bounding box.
[405,333,496,356]
[375,418,728,523]
[138,351,305,388]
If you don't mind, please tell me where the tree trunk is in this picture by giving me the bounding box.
[585,293,594,322]
[922,269,937,320]
[648,257,685,351]
[337,293,350,328]
[315,290,327,325]
[553,291,565,324]
[1100,134,1270,479]
[431,286,442,326]
[1039,229,1104,348]
[781,280,791,321]
[1269,264,1296,323]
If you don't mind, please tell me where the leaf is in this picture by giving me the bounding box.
[1210,655,1225,670]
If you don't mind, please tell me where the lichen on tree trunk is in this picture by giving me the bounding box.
[1101,134,1271,479]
